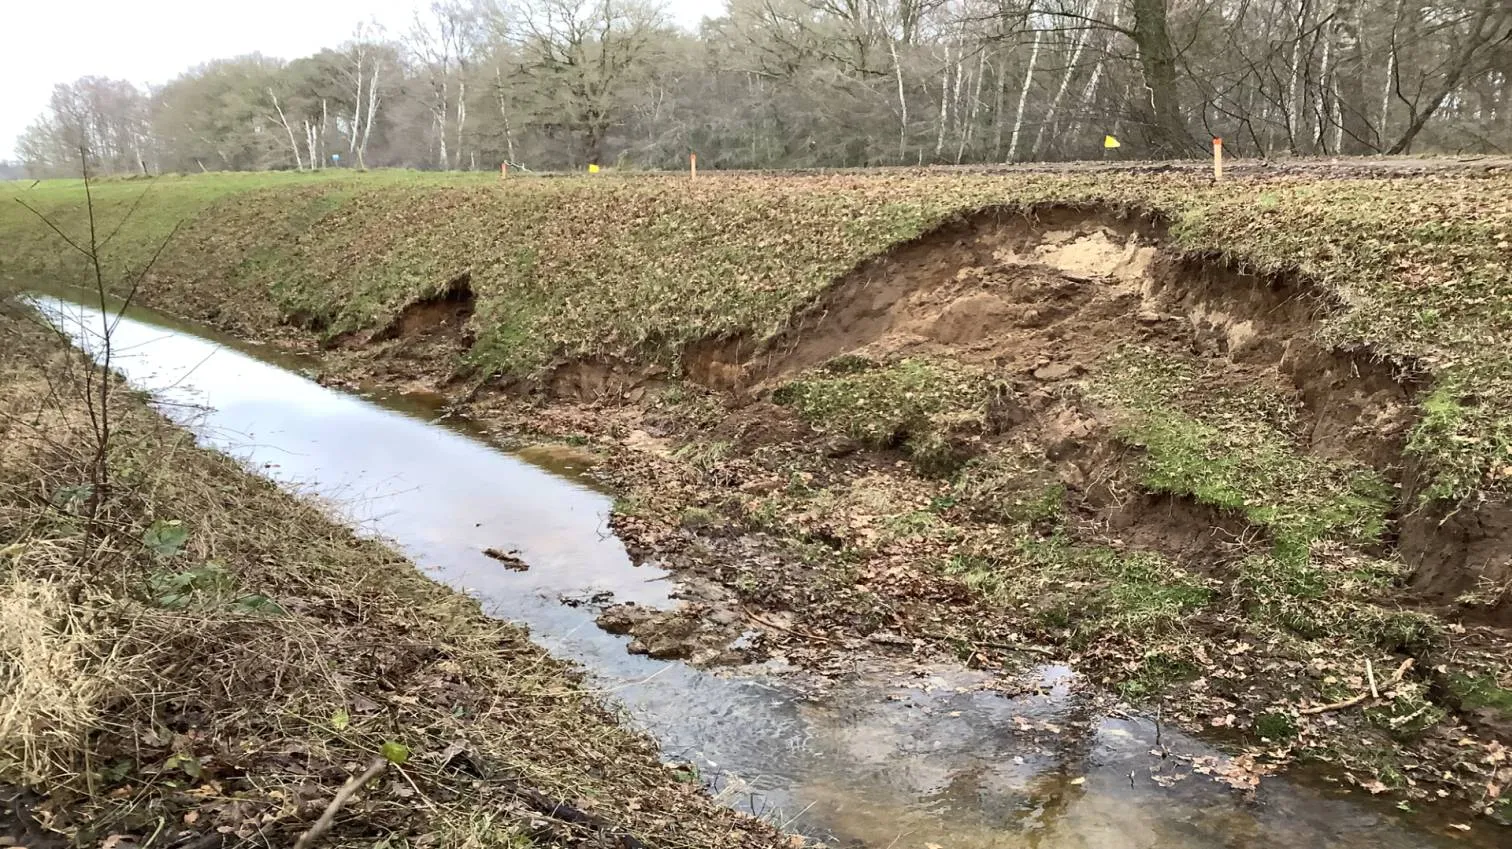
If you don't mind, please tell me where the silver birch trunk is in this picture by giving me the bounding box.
[1033,0,1098,159]
[270,90,304,171]
[993,54,1007,157]
[304,120,318,171]
[1317,29,1332,152]
[360,59,381,169]
[935,43,952,160]
[350,42,364,159]
[1067,3,1116,151]
[1007,29,1043,162]
[495,64,516,163]
[1286,2,1308,152]
[891,39,908,163]
[958,50,986,163]
[455,77,467,170]
[1379,0,1404,138]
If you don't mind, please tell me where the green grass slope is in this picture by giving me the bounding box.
[3,169,1511,500]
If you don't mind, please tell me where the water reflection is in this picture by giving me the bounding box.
[27,287,1494,848]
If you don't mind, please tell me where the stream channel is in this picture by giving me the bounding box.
[25,283,1498,849]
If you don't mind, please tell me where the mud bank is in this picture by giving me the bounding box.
[543,206,1506,622]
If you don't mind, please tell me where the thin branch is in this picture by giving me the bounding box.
[13,199,91,258]
[109,219,184,338]
[292,757,388,849]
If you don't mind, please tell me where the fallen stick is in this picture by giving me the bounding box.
[740,604,834,644]
[1299,658,1417,715]
[1366,659,1379,699]
[293,757,388,849]
[1299,693,1369,715]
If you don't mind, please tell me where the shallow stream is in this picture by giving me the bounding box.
[25,284,1495,848]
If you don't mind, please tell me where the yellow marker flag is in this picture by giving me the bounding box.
[587,163,600,173]
[1103,135,1121,149]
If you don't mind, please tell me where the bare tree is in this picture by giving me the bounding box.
[344,22,389,168]
[504,0,667,166]
[1385,0,1512,153]
[269,89,306,170]
[11,149,180,535]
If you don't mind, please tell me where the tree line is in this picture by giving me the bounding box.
[13,0,1512,176]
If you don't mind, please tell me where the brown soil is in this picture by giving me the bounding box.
[327,273,479,385]
[374,272,478,344]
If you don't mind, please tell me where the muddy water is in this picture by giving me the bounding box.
[27,286,1494,849]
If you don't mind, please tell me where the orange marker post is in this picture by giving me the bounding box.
[500,162,508,179]
[690,151,697,180]
[1212,137,1224,182]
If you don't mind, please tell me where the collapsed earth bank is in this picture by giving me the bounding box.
[3,169,1510,822]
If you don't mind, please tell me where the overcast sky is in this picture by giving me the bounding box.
[1,0,719,161]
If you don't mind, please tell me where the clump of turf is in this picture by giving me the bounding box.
[948,532,1214,643]
[1088,346,1392,564]
[773,356,1001,475]
[951,450,1065,526]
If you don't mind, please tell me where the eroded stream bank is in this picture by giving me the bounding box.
[24,283,1503,848]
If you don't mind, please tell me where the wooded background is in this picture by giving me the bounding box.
[13,0,1512,175]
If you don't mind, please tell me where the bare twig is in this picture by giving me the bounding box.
[292,757,388,849]
[1299,692,1369,715]
[740,603,834,644]
[1300,658,1415,715]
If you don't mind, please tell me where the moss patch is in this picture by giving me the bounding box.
[1446,672,1512,714]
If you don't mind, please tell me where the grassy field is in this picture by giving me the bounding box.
[0,305,785,848]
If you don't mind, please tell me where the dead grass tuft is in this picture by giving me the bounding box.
[0,574,122,786]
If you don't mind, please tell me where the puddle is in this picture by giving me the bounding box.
[23,283,1499,848]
